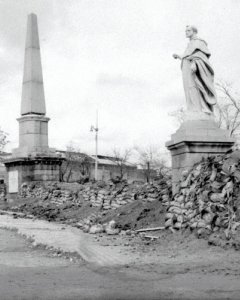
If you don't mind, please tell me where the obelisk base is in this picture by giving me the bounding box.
[12,114,51,157]
[166,117,235,194]
[4,156,64,196]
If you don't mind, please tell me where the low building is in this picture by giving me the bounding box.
[56,150,145,183]
[0,150,146,185]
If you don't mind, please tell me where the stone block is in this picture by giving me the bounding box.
[13,114,50,157]
[4,157,64,194]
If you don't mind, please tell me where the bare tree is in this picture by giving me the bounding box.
[168,107,185,127]
[111,147,132,180]
[0,129,8,149]
[169,80,240,138]
[215,80,240,137]
[60,144,91,183]
[134,145,170,183]
[0,128,8,162]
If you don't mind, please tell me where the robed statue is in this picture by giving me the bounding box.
[173,26,217,116]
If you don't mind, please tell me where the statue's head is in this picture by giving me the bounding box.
[185,25,198,39]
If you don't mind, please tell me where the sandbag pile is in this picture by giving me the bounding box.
[72,181,171,210]
[19,179,171,211]
[165,151,240,239]
[20,182,78,206]
[0,183,6,201]
[134,179,171,205]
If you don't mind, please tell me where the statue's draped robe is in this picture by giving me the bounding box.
[181,38,217,114]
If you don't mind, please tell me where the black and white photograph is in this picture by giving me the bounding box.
[0,0,240,299]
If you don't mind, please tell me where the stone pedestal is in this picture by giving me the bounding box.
[4,156,63,196]
[13,114,50,157]
[5,113,64,196]
[166,117,235,194]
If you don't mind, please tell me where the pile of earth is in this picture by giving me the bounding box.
[0,177,170,233]
[99,199,166,230]
[1,198,100,223]
[1,193,167,233]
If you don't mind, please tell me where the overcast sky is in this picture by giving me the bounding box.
[0,0,240,158]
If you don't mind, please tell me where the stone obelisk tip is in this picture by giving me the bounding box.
[21,13,46,116]
[25,13,40,49]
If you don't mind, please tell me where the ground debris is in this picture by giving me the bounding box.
[136,227,165,232]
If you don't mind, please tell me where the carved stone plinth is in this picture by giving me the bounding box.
[12,114,50,157]
[166,118,235,194]
[4,156,64,195]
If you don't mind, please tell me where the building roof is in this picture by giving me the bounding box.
[90,155,136,168]
[56,150,136,168]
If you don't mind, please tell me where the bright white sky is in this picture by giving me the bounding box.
[0,0,240,158]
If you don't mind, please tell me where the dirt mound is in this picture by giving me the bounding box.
[100,199,166,230]
[3,195,166,233]
[1,196,100,224]
[1,178,170,232]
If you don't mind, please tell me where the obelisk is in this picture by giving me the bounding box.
[5,14,63,195]
[21,13,46,116]
[14,13,49,157]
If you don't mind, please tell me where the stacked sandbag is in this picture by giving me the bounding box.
[52,190,74,206]
[110,186,130,209]
[102,195,112,210]
[51,189,62,204]
[89,189,97,207]
[19,182,73,207]
[165,151,240,239]
[0,183,6,201]
[80,186,90,202]
[133,179,171,205]
[18,176,172,211]
[87,189,105,208]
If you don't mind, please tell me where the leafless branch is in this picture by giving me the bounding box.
[215,80,240,136]
[112,147,132,180]
[134,145,170,182]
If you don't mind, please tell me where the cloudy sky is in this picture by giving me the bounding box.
[0,0,240,158]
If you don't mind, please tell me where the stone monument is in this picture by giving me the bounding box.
[4,13,63,195]
[166,25,235,193]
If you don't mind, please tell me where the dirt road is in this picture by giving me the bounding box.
[1,221,240,299]
[0,228,156,300]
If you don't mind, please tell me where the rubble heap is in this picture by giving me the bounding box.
[165,151,240,239]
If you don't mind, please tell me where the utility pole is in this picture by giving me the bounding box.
[90,110,99,181]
